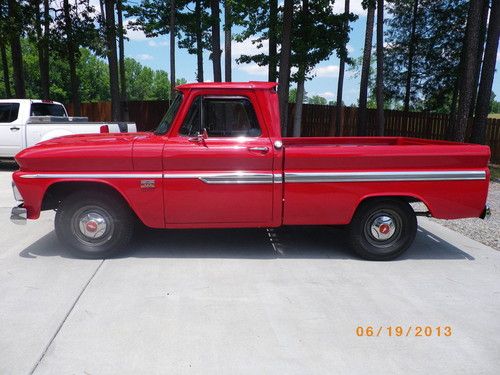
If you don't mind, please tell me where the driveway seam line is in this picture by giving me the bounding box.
[29,259,105,375]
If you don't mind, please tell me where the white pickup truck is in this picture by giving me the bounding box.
[0,99,136,159]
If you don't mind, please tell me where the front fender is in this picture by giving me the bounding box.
[12,172,164,228]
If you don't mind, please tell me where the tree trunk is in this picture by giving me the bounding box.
[41,0,50,99]
[278,0,293,135]
[63,0,80,114]
[34,1,44,98]
[34,0,49,99]
[335,0,349,136]
[403,0,418,113]
[0,40,11,97]
[195,0,204,82]
[454,0,483,142]
[292,0,309,138]
[268,0,278,82]
[105,0,120,121]
[224,0,231,82]
[293,78,305,137]
[117,0,128,120]
[99,0,105,18]
[471,0,499,144]
[469,0,490,117]
[170,0,176,97]
[357,3,375,136]
[375,0,385,136]
[446,17,469,140]
[446,79,459,139]
[210,0,222,82]
[7,0,26,98]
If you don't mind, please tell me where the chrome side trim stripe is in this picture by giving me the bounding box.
[164,172,274,184]
[20,170,486,183]
[285,170,486,183]
[20,172,275,184]
[20,173,163,179]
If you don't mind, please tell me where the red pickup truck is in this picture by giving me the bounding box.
[11,82,491,260]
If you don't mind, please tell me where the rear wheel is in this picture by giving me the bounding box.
[348,199,417,261]
[55,190,134,259]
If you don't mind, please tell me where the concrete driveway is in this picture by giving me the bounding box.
[1,165,499,375]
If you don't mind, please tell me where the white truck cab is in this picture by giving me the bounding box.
[0,99,136,159]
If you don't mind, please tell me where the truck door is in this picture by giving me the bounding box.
[0,103,23,157]
[163,93,275,225]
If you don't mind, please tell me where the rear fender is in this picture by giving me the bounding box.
[353,193,433,220]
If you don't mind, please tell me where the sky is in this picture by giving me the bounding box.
[110,0,500,105]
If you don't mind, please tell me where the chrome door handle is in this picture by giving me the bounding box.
[248,146,269,153]
[10,126,20,131]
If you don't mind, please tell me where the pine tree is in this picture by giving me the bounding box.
[471,0,499,144]
[210,0,222,81]
[357,0,375,136]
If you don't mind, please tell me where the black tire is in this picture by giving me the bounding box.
[55,190,134,259]
[348,199,417,261]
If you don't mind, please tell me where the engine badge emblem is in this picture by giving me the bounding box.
[140,180,156,189]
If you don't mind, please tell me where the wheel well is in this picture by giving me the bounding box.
[357,196,431,217]
[41,181,127,211]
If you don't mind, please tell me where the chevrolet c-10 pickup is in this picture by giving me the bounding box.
[11,82,491,260]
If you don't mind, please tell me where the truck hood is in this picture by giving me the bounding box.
[16,132,151,171]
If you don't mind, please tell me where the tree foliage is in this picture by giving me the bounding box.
[291,0,356,82]
[308,95,327,105]
[0,39,177,102]
[384,0,469,112]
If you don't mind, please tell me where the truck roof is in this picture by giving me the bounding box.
[176,81,277,91]
[0,99,65,106]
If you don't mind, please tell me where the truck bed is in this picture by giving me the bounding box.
[282,136,490,170]
[283,136,467,147]
[282,136,491,224]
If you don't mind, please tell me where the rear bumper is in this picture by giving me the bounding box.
[10,205,27,225]
[480,204,491,220]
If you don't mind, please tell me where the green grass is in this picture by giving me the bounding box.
[488,113,500,119]
[490,165,500,181]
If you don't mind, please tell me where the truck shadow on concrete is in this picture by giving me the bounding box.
[0,161,19,171]
[19,225,474,261]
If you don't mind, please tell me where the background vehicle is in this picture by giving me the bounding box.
[11,82,491,260]
[0,99,136,159]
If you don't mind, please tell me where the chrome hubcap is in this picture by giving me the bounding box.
[370,215,396,240]
[78,212,107,239]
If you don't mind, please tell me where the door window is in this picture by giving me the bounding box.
[179,97,261,137]
[0,103,20,123]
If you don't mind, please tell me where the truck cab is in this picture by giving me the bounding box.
[0,99,68,157]
[155,82,282,227]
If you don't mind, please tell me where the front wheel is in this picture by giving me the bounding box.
[55,190,134,259]
[348,199,417,261]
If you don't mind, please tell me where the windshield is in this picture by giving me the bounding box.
[155,93,183,135]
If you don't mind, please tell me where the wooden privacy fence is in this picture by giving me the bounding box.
[67,101,500,163]
[66,100,171,131]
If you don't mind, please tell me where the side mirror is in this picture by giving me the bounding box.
[189,128,208,143]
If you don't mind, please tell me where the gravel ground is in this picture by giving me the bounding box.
[428,182,499,250]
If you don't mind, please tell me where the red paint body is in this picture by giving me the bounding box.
[13,82,491,229]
